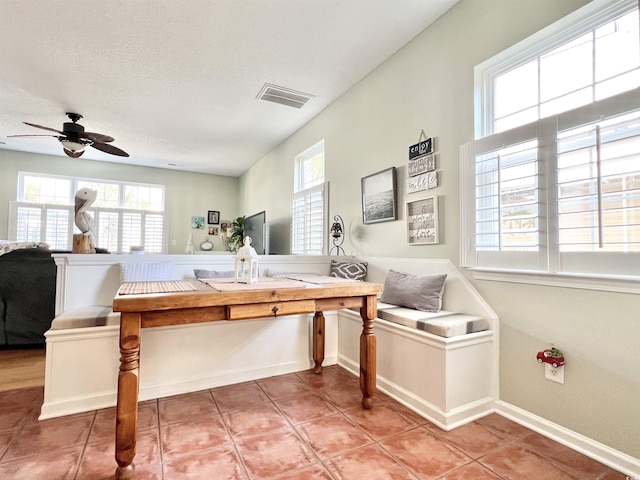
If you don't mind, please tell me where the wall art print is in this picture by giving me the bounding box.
[191,216,205,229]
[208,210,220,224]
[406,196,439,245]
[361,167,397,224]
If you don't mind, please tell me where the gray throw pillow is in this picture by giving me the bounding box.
[380,269,447,312]
[330,260,367,281]
[193,269,234,279]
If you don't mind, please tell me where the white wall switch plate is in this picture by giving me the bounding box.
[545,363,565,384]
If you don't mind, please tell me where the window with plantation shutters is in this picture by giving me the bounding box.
[555,109,640,274]
[291,183,326,255]
[463,0,640,289]
[464,97,640,278]
[292,140,327,255]
[10,202,73,250]
[472,134,540,270]
[9,173,166,253]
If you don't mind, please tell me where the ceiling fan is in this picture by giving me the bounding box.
[8,112,129,158]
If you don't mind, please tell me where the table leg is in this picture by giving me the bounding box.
[360,295,377,409]
[312,311,325,374]
[115,313,141,480]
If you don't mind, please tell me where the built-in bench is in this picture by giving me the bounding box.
[338,257,497,429]
[42,254,339,419]
[42,254,498,431]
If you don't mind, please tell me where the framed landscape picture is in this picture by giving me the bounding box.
[361,167,397,224]
[406,196,439,245]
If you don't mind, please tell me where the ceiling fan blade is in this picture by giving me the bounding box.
[82,131,114,143]
[7,134,61,138]
[23,122,65,135]
[91,142,129,157]
[63,148,84,158]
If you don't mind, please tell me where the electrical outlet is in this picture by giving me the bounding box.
[545,363,564,384]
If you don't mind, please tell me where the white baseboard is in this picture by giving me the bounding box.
[334,358,639,477]
[138,358,320,402]
[495,400,640,478]
[337,354,494,430]
[40,356,336,420]
[40,391,117,420]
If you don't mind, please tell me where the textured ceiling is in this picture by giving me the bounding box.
[0,0,458,177]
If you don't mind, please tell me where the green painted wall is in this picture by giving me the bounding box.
[239,0,640,459]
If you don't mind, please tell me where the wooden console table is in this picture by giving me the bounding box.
[112,279,382,480]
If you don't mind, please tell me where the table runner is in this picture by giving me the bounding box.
[199,277,307,291]
[283,274,361,285]
[118,280,197,295]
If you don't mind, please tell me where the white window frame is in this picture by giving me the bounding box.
[463,0,640,293]
[475,0,639,138]
[291,140,328,255]
[9,172,167,253]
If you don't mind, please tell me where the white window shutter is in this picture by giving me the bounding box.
[144,214,164,253]
[121,212,143,253]
[45,207,73,250]
[291,183,327,255]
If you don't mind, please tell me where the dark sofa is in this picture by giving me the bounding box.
[0,247,57,346]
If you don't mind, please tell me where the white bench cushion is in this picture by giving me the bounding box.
[377,306,489,338]
[51,306,121,330]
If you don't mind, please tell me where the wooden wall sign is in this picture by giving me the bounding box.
[406,196,439,245]
[408,138,433,160]
[407,154,435,177]
[407,171,438,193]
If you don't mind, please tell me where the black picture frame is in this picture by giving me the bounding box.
[207,210,220,225]
[361,167,397,224]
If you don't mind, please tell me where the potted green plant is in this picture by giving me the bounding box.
[228,215,246,253]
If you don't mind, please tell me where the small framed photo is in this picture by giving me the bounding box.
[406,196,439,245]
[361,167,397,224]
[208,210,220,225]
[192,216,205,229]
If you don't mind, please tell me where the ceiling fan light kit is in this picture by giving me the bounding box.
[8,112,129,158]
[60,139,87,153]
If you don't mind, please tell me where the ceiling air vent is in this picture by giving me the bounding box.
[256,83,314,109]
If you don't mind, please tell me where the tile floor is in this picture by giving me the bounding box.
[0,365,627,479]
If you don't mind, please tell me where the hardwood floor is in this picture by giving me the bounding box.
[0,348,45,392]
